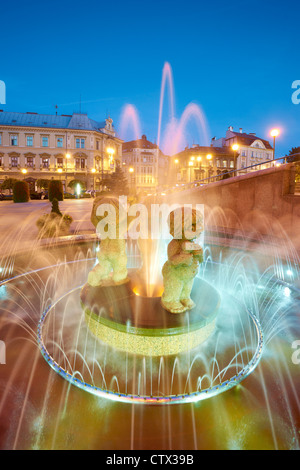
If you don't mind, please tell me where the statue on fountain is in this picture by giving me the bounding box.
[161,207,203,314]
[88,196,128,287]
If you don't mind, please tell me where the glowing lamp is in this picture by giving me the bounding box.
[21,169,27,174]
[57,168,63,173]
[232,144,239,151]
[270,129,280,138]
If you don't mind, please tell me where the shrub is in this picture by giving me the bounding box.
[51,198,62,216]
[48,180,63,202]
[13,181,30,203]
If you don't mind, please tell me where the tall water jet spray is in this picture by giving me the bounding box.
[157,62,176,150]
[119,104,142,142]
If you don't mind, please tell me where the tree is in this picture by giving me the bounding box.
[36,179,50,190]
[68,179,87,193]
[48,180,63,201]
[287,147,300,163]
[103,167,129,196]
[13,181,30,203]
[1,178,18,193]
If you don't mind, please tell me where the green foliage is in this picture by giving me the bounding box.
[103,167,129,196]
[13,181,30,203]
[68,179,86,191]
[36,179,50,190]
[36,199,73,238]
[1,178,18,192]
[48,180,63,201]
[287,147,300,163]
[51,198,62,217]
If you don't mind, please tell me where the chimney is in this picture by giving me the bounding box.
[239,128,243,133]
[228,126,233,131]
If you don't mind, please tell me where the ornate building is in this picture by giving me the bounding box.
[211,127,274,172]
[0,111,123,192]
[122,135,168,194]
[171,145,236,184]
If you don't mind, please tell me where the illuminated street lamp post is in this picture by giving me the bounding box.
[129,167,134,192]
[270,129,280,163]
[206,154,212,180]
[232,144,239,175]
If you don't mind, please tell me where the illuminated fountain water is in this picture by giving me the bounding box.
[0,63,299,449]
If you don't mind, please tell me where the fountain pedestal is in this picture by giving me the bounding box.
[80,276,220,357]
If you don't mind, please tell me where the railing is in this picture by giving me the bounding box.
[165,155,298,194]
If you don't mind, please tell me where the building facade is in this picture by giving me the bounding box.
[211,127,274,172]
[0,111,123,192]
[122,135,168,194]
[171,145,236,184]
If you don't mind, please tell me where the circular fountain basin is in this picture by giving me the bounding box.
[81,277,220,357]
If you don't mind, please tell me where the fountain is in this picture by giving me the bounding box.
[0,63,299,449]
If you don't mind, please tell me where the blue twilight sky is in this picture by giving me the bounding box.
[1,0,300,156]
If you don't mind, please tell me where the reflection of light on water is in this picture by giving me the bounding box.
[284,287,291,298]
[0,285,7,299]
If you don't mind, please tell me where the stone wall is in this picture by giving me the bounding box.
[167,163,300,249]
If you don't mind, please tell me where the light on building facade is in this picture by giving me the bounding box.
[21,169,27,174]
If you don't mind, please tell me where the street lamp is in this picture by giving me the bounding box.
[270,128,280,162]
[232,144,239,174]
[129,167,134,191]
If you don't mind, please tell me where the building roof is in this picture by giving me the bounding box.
[226,131,273,150]
[0,111,111,133]
[175,146,235,158]
[122,134,160,152]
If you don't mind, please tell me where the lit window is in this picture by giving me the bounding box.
[223,160,227,168]
[230,160,234,168]
[56,158,63,168]
[42,158,49,168]
[26,157,34,167]
[11,157,18,167]
[75,158,85,169]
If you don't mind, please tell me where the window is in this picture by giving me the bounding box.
[26,136,33,147]
[222,160,227,168]
[56,158,63,168]
[96,141,99,150]
[0,134,2,145]
[57,137,63,148]
[11,135,18,146]
[75,158,85,170]
[216,160,220,168]
[11,157,18,167]
[0,156,2,167]
[42,158,49,169]
[242,150,246,157]
[42,136,49,147]
[26,157,34,168]
[230,160,234,168]
[76,138,85,149]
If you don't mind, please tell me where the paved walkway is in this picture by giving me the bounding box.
[0,199,95,255]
